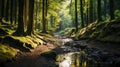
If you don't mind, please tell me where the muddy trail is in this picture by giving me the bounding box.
[2,35,120,67]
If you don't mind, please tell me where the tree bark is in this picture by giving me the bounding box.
[75,0,78,32]
[0,0,5,22]
[26,0,34,35]
[97,0,102,22]
[14,0,18,24]
[109,0,115,20]
[89,0,94,23]
[14,0,25,35]
[80,0,84,28]
[10,0,13,24]
[42,0,47,33]
[0,0,2,22]
[5,0,10,21]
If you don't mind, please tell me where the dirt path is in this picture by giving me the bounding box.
[4,43,56,67]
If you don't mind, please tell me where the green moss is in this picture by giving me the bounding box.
[90,31,100,38]
[77,20,120,43]
[0,44,19,62]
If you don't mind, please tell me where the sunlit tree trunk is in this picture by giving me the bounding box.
[45,0,48,31]
[35,0,38,30]
[42,0,47,33]
[85,1,89,26]
[86,6,89,26]
[70,0,75,27]
[75,0,78,32]
[26,0,34,35]
[89,0,93,23]
[24,0,29,31]
[109,0,115,20]
[80,0,84,28]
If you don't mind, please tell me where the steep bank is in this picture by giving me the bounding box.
[0,23,46,64]
[73,20,120,43]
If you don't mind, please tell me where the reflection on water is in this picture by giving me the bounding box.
[56,51,87,67]
[54,36,119,67]
[71,51,87,67]
[56,53,73,67]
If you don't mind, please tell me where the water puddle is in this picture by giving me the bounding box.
[56,51,87,67]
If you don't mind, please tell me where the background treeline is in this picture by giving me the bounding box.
[0,0,120,36]
[58,0,120,33]
[0,0,65,36]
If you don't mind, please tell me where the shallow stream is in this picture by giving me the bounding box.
[54,35,120,67]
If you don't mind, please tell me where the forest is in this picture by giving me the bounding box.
[0,0,120,67]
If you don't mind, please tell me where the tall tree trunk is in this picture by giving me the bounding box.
[0,0,2,22]
[35,0,38,30]
[70,0,74,27]
[24,0,29,31]
[42,0,47,33]
[0,0,5,22]
[97,0,102,22]
[50,16,54,27]
[109,0,115,20]
[86,1,89,26]
[45,0,48,30]
[93,0,97,22]
[103,0,107,20]
[80,0,84,28]
[5,0,10,21]
[26,0,34,35]
[14,0,24,35]
[14,0,18,24]
[10,0,13,24]
[75,0,78,32]
[89,0,93,23]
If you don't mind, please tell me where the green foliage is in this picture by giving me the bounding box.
[35,0,66,32]
[115,10,120,19]
[59,28,75,35]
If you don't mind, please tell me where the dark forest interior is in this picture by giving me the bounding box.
[0,0,120,67]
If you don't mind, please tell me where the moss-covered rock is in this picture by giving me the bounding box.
[76,20,120,43]
[1,35,45,52]
[0,44,19,63]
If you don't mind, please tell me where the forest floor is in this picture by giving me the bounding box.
[2,36,120,67]
[2,36,57,67]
